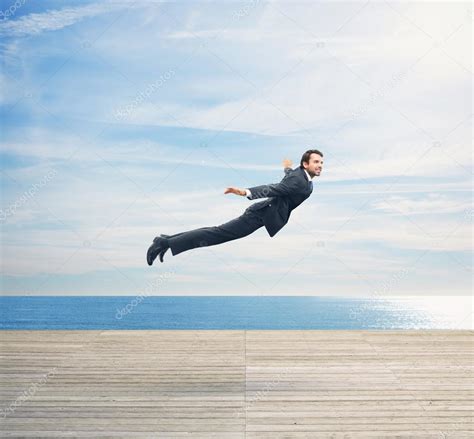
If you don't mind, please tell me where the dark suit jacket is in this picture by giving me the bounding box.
[245,166,313,237]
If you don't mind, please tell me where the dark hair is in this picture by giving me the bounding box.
[299,149,323,168]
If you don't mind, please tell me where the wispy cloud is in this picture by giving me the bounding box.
[0,1,471,295]
[373,194,470,216]
[0,1,130,37]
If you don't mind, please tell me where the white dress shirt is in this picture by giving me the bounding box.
[245,167,314,198]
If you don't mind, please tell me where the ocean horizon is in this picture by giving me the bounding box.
[0,295,471,330]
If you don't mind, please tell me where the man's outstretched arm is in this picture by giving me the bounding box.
[244,176,299,199]
[224,158,296,199]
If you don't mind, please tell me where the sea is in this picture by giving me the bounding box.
[0,295,472,330]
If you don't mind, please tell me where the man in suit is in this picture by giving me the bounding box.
[147,149,323,265]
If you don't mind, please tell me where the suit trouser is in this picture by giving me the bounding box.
[167,207,266,256]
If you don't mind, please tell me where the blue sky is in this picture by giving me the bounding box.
[0,0,472,298]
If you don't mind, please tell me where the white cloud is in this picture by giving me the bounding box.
[372,194,470,216]
[0,1,132,37]
[1,181,470,277]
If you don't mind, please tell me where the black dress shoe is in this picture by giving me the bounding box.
[157,234,171,263]
[158,247,168,263]
[147,236,168,266]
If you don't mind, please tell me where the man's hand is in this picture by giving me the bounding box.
[283,158,293,168]
[224,187,246,196]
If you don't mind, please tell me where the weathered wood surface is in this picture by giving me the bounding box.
[0,330,472,438]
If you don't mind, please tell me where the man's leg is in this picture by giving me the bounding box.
[166,209,265,256]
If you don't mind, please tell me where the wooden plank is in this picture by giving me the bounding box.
[0,330,472,437]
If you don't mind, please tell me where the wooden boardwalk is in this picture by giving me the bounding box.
[0,330,472,438]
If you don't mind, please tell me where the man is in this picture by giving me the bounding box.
[147,149,323,265]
